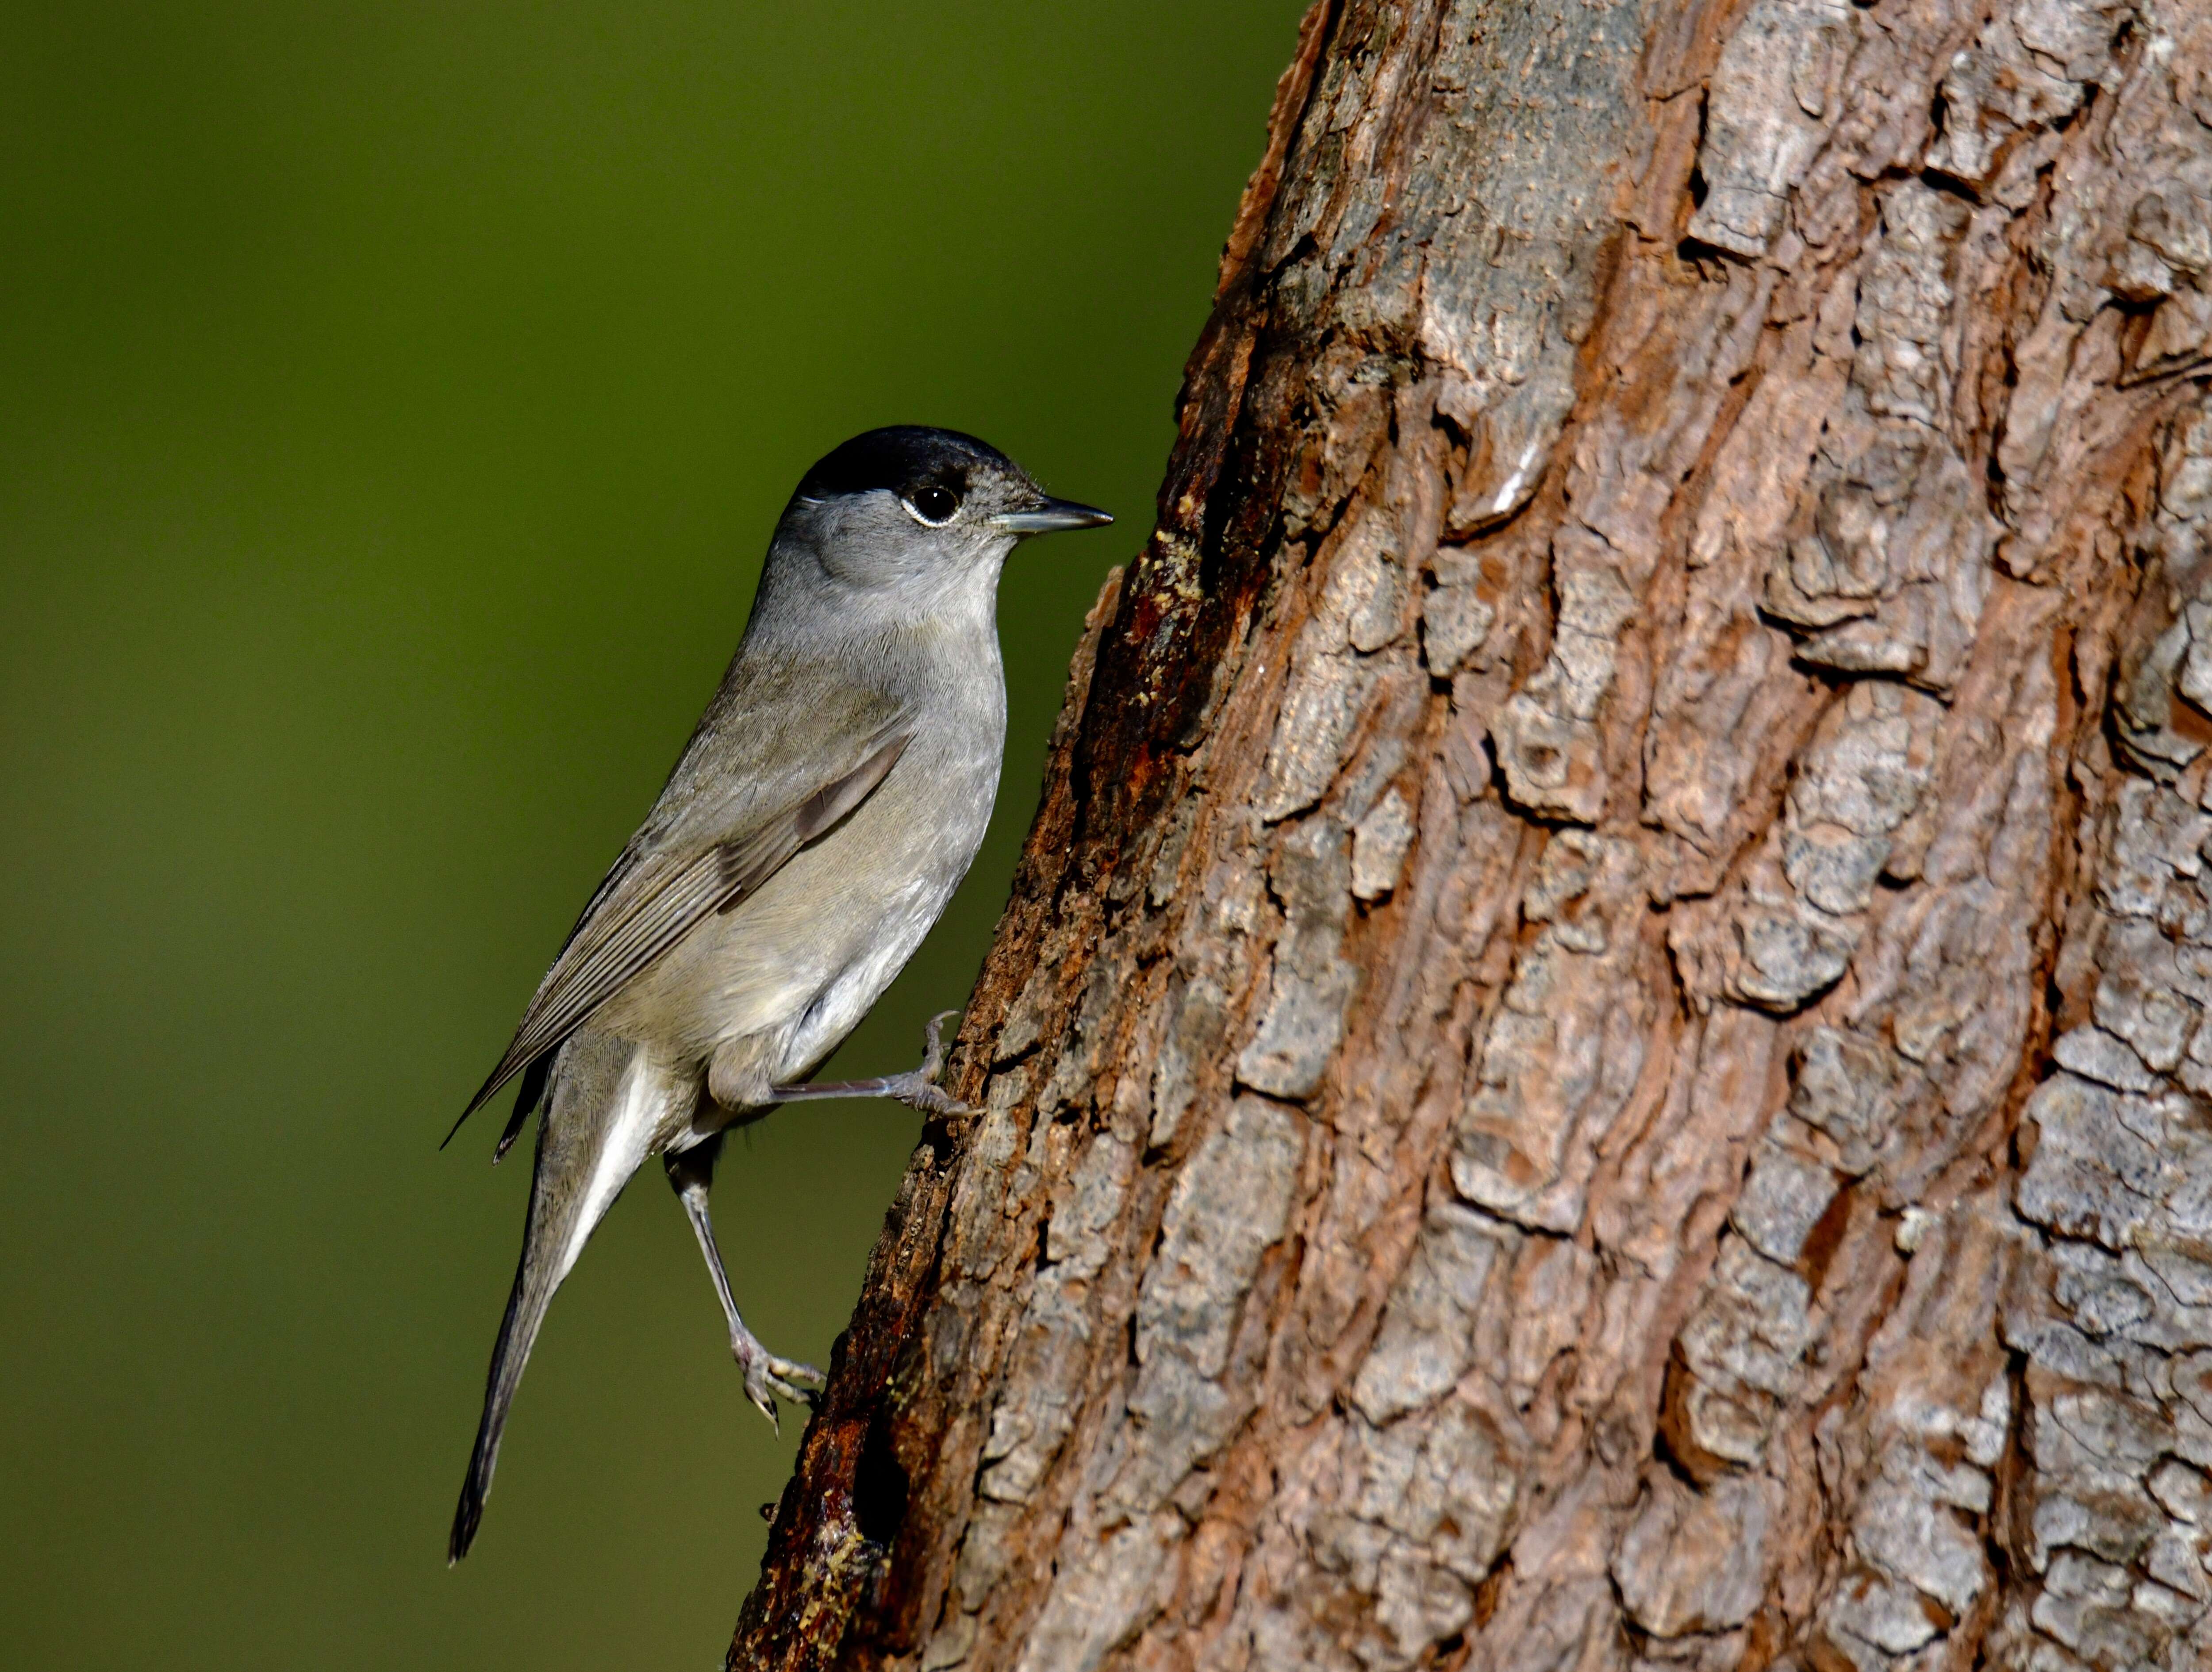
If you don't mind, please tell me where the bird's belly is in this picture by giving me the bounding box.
[680,863,953,1075]
[768,882,949,1080]
[599,742,995,1085]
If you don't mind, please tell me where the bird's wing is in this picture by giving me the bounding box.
[451,714,910,1133]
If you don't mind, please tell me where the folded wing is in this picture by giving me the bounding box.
[452,722,910,1133]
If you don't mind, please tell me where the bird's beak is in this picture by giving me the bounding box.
[991,498,1114,536]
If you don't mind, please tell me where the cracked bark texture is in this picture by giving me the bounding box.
[730,0,2212,1668]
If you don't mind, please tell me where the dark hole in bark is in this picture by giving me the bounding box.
[1916,168,1982,206]
[853,1409,910,1549]
[1472,1554,1513,1628]
[1798,1177,1856,1295]
[1687,89,1709,213]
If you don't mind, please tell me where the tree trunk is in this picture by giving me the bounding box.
[730,0,2212,1666]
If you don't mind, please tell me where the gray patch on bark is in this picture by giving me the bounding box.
[1612,1472,1781,1636]
[1239,820,1360,1099]
[1352,1203,1521,1424]
[1688,0,1855,258]
[1352,787,1418,900]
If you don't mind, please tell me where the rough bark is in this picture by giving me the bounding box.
[730,0,2212,1667]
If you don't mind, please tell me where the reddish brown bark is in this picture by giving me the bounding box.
[733,1,2212,1668]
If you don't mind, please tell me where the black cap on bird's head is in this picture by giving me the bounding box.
[795,426,1004,504]
[790,425,1111,537]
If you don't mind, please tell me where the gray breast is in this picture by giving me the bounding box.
[609,679,1004,1075]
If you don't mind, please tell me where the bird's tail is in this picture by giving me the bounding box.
[448,1233,553,1562]
[449,1030,660,1563]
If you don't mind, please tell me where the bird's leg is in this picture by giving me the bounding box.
[663,1138,826,1431]
[768,1011,975,1116]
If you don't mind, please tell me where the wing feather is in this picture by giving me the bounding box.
[453,726,910,1130]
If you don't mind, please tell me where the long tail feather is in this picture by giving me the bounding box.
[447,1032,662,1562]
[448,1234,554,1562]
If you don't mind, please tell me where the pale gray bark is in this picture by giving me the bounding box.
[733,0,2212,1668]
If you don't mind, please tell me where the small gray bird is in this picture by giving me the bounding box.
[444,427,1108,1562]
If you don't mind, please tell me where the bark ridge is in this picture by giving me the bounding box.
[733,0,2212,1668]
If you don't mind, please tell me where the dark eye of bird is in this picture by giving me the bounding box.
[908,484,960,524]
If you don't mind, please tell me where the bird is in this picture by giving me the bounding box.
[443,426,1110,1563]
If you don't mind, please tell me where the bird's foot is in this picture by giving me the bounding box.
[767,1011,977,1116]
[872,1070,972,1117]
[731,1327,826,1434]
[880,1011,975,1115]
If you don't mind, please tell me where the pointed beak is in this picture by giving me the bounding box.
[991,497,1114,536]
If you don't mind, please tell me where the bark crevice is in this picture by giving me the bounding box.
[731,0,2212,1667]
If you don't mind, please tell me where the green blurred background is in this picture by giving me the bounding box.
[0,4,1299,1665]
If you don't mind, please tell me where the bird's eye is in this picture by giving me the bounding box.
[907,485,960,525]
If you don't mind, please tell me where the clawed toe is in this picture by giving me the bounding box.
[775,1355,828,1396]
[918,1010,958,1072]
[905,1014,973,1113]
[886,1072,976,1118]
[734,1341,826,1432]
